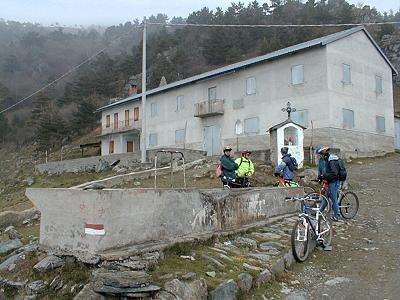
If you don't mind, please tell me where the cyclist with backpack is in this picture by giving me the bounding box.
[316,146,341,222]
[274,147,298,181]
[234,150,254,187]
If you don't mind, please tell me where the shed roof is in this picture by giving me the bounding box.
[268,119,307,132]
[97,26,397,112]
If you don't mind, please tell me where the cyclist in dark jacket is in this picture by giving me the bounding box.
[318,147,340,221]
[220,146,239,187]
[275,147,296,181]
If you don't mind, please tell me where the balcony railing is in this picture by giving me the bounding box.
[194,99,224,117]
[102,118,141,135]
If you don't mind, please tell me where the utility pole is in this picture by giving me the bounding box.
[141,20,147,163]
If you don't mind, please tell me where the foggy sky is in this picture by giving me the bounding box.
[0,0,399,27]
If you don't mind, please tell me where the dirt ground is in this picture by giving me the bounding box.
[287,153,400,299]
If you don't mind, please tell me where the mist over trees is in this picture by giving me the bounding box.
[0,0,399,152]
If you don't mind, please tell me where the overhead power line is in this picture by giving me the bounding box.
[146,21,400,27]
[0,29,138,115]
[0,46,108,115]
[1,20,398,115]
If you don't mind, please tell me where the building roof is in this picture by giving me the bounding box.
[268,118,307,132]
[97,26,397,112]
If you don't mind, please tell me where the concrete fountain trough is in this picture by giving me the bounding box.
[25,187,302,255]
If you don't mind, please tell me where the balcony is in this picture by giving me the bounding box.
[194,99,224,118]
[101,118,141,135]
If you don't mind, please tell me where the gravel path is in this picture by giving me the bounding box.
[288,154,400,300]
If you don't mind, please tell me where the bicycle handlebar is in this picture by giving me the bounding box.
[285,196,320,202]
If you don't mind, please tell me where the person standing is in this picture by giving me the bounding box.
[318,147,340,222]
[275,147,297,181]
[234,150,254,187]
[220,146,239,187]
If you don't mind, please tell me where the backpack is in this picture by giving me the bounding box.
[216,161,222,177]
[238,157,251,168]
[288,156,298,172]
[338,159,347,181]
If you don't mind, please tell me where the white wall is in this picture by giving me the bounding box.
[325,31,395,153]
[99,30,395,156]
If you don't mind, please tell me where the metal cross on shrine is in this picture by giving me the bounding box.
[281,101,296,119]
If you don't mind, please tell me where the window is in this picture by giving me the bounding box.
[114,113,119,129]
[233,98,244,109]
[375,75,382,94]
[175,129,185,144]
[151,102,157,117]
[235,120,243,135]
[291,65,304,85]
[342,64,351,84]
[208,87,217,100]
[134,107,139,121]
[342,109,354,129]
[376,116,385,133]
[109,141,114,154]
[149,133,158,146]
[246,76,256,95]
[105,115,110,128]
[176,95,184,111]
[125,110,129,127]
[244,117,259,133]
[291,109,309,128]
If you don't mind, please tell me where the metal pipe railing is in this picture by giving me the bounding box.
[154,150,186,189]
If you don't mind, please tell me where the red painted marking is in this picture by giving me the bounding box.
[85,223,104,230]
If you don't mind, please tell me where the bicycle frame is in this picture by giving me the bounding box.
[297,207,330,242]
[274,176,299,187]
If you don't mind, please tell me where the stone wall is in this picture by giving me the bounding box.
[25,187,302,254]
[34,149,207,175]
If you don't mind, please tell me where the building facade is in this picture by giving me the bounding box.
[96,26,397,158]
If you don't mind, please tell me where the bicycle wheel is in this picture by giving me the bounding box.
[291,219,310,262]
[317,214,332,247]
[339,191,359,219]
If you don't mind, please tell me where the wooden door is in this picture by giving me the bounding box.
[109,141,114,154]
[125,110,129,127]
[114,113,119,129]
[134,107,139,121]
[204,125,221,156]
[127,141,134,152]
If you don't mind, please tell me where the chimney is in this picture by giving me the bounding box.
[159,76,167,87]
[128,84,138,96]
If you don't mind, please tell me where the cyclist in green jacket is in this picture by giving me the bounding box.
[234,150,254,187]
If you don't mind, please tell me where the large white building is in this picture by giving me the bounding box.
[96,26,397,158]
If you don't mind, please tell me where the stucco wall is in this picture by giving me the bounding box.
[326,31,395,142]
[26,187,302,254]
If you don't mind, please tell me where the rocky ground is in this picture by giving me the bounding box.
[0,153,399,299]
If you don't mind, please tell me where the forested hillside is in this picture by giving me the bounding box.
[0,0,399,154]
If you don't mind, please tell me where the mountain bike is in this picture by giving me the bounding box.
[306,180,359,219]
[286,194,332,262]
[273,175,316,194]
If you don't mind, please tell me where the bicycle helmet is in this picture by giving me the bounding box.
[316,146,330,154]
[242,149,252,155]
[223,146,232,152]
